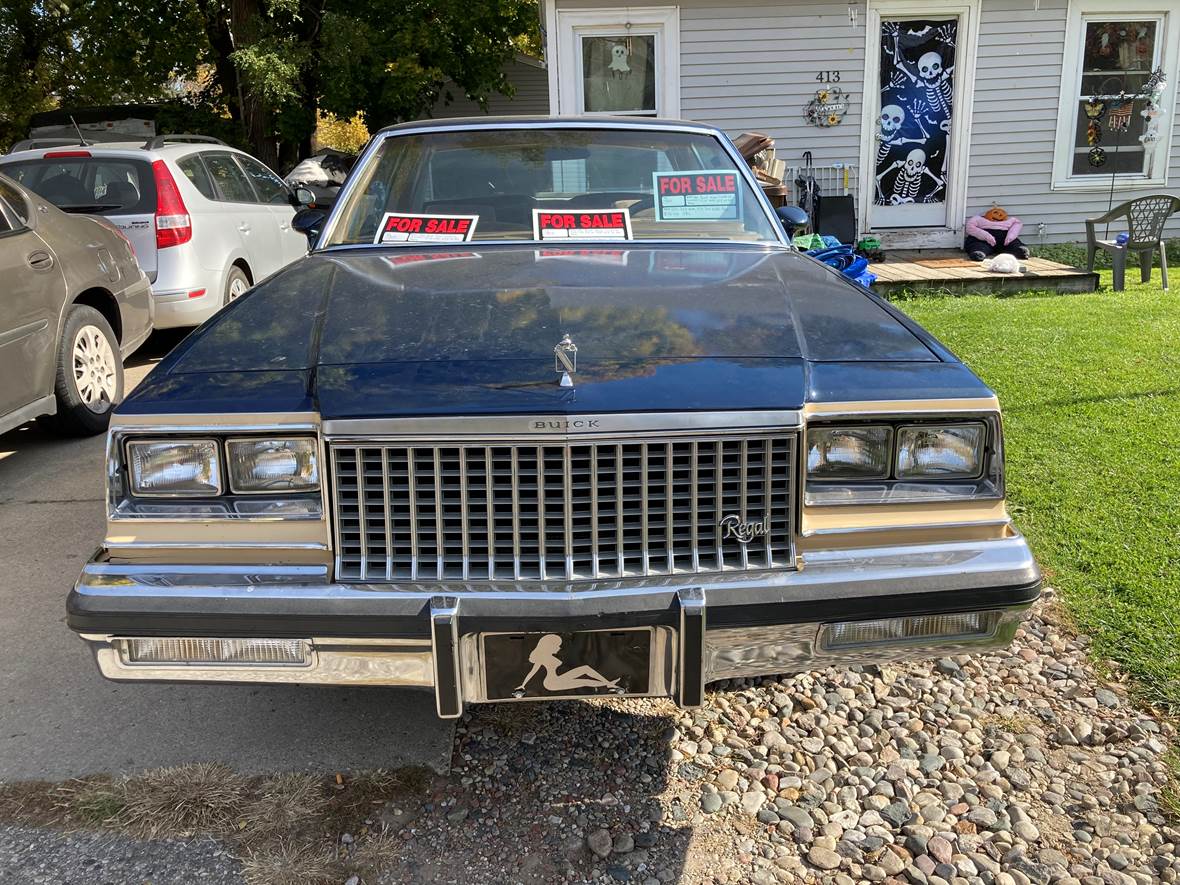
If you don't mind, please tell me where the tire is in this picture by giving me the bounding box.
[223,266,251,305]
[49,305,124,436]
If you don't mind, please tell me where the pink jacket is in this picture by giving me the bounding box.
[965,214,1023,247]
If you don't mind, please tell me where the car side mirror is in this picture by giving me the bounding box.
[291,185,316,207]
[776,205,810,238]
[292,207,327,245]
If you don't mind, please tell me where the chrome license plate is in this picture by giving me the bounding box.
[480,627,655,701]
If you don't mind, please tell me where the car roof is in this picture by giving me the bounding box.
[1,141,248,162]
[375,115,724,137]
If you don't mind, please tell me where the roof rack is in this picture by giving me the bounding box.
[142,134,227,150]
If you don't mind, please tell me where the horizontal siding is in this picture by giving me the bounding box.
[680,0,864,165]
[428,59,550,118]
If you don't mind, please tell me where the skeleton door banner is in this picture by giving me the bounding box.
[874,18,957,220]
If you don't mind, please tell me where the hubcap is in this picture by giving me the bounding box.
[72,325,117,411]
[228,276,249,301]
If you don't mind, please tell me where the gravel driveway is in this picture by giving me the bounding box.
[371,588,1176,885]
[2,589,1175,885]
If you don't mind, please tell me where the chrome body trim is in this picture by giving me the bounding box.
[315,118,789,250]
[73,531,1037,696]
[322,410,802,439]
[703,607,1029,682]
[75,535,1037,607]
[85,636,434,686]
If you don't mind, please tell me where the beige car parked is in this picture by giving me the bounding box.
[0,173,152,436]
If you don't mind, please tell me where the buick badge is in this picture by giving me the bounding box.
[719,514,770,544]
[554,334,578,387]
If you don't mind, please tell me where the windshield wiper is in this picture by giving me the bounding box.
[59,204,123,213]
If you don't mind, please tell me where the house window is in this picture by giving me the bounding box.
[581,35,657,115]
[1053,2,1178,189]
[550,7,680,118]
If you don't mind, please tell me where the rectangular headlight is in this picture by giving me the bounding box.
[127,439,221,497]
[896,424,986,479]
[807,426,892,479]
[226,437,319,493]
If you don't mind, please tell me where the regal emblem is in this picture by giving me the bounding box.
[554,333,577,387]
[719,514,770,544]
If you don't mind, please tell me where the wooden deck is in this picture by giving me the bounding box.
[870,249,1098,295]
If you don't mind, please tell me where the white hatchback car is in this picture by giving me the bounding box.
[0,136,310,328]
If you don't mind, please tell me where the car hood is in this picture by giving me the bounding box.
[123,245,949,419]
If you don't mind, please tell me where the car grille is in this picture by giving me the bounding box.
[330,432,796,582]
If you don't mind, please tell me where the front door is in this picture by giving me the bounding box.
[864,3,977,241]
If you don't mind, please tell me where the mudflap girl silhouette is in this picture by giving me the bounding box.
[515,634,622,694]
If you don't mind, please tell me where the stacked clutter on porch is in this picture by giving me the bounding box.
[733,133,876,288]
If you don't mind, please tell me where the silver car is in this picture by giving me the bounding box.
[0,136,309,329]
[0,173,152,436]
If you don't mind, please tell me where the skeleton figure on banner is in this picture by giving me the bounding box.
[875,19,956,206]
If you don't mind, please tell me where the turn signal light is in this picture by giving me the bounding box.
[120,637,309,666]
[818,611,998,650]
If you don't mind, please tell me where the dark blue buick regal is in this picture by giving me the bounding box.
[69,118,1039,717]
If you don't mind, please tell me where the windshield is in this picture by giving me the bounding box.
[324,127,781,246]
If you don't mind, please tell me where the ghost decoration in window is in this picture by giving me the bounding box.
[608,43,631,77]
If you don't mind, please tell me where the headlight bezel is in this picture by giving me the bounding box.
[111,431,324,521]
[804,414,1003,506]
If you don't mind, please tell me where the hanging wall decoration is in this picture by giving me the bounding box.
[1087,120,1102,145]
[1088,146,1107,167]
[804,86,850,127]
[1084,98,1106,120]
[1107,100,1134,132]
[1139,68,1167,146]
[874,19,956,205]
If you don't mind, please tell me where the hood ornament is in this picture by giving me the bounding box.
[554,334,578,387]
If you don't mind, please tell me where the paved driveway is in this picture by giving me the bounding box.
[0,334,454,781]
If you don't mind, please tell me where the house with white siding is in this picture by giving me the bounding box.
[534,0,1180,248]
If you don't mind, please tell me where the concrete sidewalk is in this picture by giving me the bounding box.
[0,336,454,781]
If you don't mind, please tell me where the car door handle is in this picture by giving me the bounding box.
[280,222,291,231]
[27,250,54,270]
[238,223,251,233]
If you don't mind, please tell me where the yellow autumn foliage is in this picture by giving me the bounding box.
[314,111,369,154]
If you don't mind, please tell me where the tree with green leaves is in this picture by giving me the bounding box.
[1,0,539,168]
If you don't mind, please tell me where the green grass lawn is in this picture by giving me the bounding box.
[895,270,1180,712]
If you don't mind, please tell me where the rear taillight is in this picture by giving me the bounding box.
[43,150,92,158]
[152,159,191,249]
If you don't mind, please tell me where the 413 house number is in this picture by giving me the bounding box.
[816,71,841,83]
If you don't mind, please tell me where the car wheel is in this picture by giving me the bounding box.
[50,305,124,436]
[224,266,251,305]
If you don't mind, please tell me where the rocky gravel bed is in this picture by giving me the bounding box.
[373,589,1177,885]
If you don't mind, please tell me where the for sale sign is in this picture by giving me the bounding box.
[532,208,633,241]
[652,171,741,221]
[375,212,479,244]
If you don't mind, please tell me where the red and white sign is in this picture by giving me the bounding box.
[532,208,632,241]
[375,212,479,244]
[652,170,741,221]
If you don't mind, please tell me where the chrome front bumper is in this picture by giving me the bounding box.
[70,535,1040,717]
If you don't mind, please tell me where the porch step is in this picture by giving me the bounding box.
[869,249,1098,296]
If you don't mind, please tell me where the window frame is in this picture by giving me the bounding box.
[550,6,680,118]
[1052,0,1180,191]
